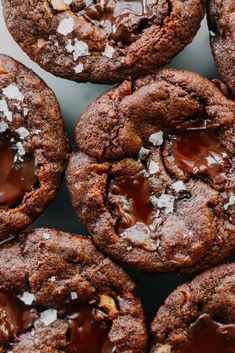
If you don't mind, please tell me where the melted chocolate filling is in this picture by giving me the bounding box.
[85,0,155,43]
[64,306,114,353]
[174,314,235,353]
[0,133,37,209]
[0,290,114,352]
[109,171,159,251]
[0,290,37,342]
[171,119,228,182]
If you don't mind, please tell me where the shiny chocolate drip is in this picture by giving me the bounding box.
[0,290,37,342]
[174,314,235,353]
[65,306,114,353]
[109,171,159,251]
[171,119,227,181]
[0,134,37,209]
[86,0,154,43]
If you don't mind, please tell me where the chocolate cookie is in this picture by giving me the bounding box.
[2,0,205,84]
[0,55,67,240]
[151,262,235,353]
[0,228,147,352]
[207,0,235,96]
[66,69,235,273]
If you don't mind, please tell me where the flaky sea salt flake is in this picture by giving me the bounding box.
[57,17,74,36]
[102,44,115,59]
[2,83,24,101]
[171,181,187,193]
[66,39,89,60]
[70,292,78,300]
[138,147,150,161]
[0,122,8,132]
[149,131,163,146]
[16,127,30,140]
[74,63,84,73]
[224,195,235,210]
[149,160,160,175]
[19,292,36,305]
[40,309,57,326]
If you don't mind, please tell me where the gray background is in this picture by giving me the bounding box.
[0,2,234,344]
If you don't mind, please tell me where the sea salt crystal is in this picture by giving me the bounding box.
[2,83,24,101]
[70,292,78,300]
[66,39,89,60]
[102,45,115,59]
[0,99,13,121]
[19,292,36,305]
[0,122,8,132]
[43,232,51,240]
[40,309,57,326]
[57,17,74,36]
[149,131,163,146]
[16,127,30,140]
[152,194,175,214]
[0,99,8,112]
[5,110,13,122]
[15,142,25,156]
[171,181,187,193]
[138,147,150,161]
[224,195,235,210]
[23,108,29,116]
[14,141,25,163]
[74,63,84,73]
[149,160,160,175]
[49,276,56,282]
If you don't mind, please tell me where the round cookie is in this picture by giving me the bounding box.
[207,0,235,96]
[2,0,205,84]
[0,55,67,240]
[66,69,235,273]
[0,228,147,352]
[151,263,235,353]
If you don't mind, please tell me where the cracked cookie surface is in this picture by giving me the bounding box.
[0,228,146,353]
[66,69,235,273]
[0,55,67,240]
[2,0,205,83]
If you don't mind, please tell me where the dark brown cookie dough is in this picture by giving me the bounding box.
[0,228,147,353]
[0,55,67,240]
[66,69,235,273]
[2,0,205,84]
[207,0,235,96]
[151,262,235,353]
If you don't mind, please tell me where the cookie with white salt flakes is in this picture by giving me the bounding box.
[0,228,147,353]
[66,69,235,273]
[0,54,67,240]
[2,0,205,83]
